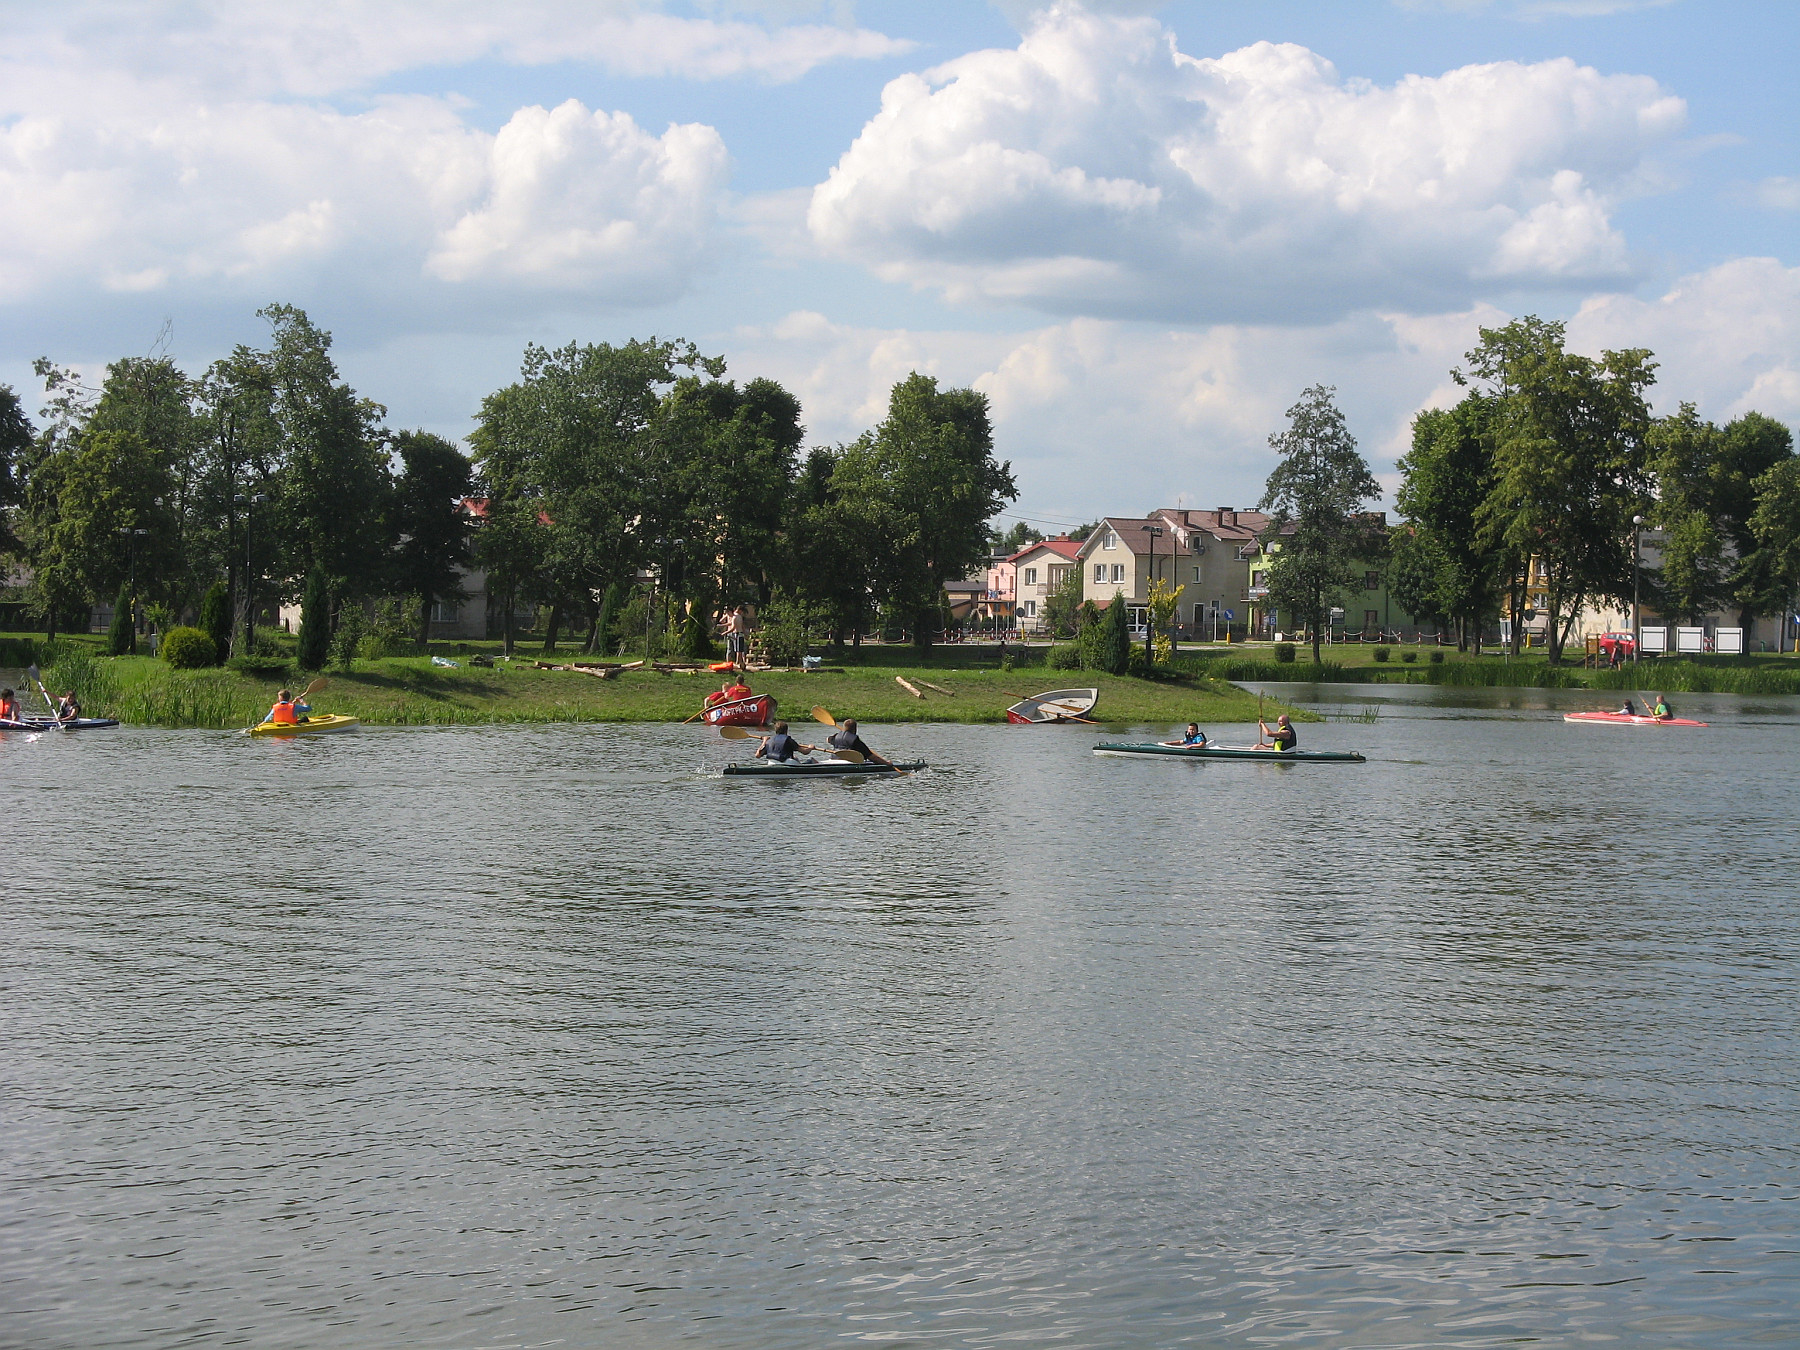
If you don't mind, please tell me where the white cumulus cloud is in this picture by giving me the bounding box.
[808,5,1686,323]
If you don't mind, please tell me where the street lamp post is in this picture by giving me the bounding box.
[117,525,149,653]
[1139,523,1163,665]
[236,492,268,657]
[1631,514,1644,664]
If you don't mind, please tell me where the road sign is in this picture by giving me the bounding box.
[1223,608,1235,620]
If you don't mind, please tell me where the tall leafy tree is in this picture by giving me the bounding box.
[472,337,722,653]
[654,374,803,627]
[1715,412,1795,631]
[781,446,875,646]
[830,373,1017,649]
[255,304,392,601]
[1395,398,1504,651]
[1467,318,1655,663]
[33,429,181,621]
[388,430,473,645]
[1645,404,1729,624]
[1749,458,1800,642]
[1258,385,1379,664]
[0,385,30,557]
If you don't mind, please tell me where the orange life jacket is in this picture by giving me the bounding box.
[0,698,17,721]
[270,700,298,725]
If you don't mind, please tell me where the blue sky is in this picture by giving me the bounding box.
[2,0,1795,533]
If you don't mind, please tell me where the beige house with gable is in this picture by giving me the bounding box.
[1076,508,1291,639]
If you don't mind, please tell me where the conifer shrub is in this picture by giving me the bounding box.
[296,570,331,670]
[199,581,232,659]
[1273,642,1296,663]
[1402,651,1418,663]
[1372,646,1391,662]
[1429,650,1445,664]
[1096,597,1131,674]
[160,626,217,669]
[106,583,134,656]
[1046,643,1081,670]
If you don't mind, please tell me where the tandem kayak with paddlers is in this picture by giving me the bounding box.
[1092,741,1366,763]
[722,758,926,777]
[0,716,121,731]
[1563,711,1708,727]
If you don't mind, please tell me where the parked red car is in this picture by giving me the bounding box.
[1596,631,1636,660]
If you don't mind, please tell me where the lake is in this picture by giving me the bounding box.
[5,685,1799,1348]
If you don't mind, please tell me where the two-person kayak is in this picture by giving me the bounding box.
[722,758,926,777]
[1563,711,1708,727]
[1092,741,1365,763]
[0,716,120,731]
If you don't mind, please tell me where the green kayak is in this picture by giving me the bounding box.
[1092,741,1365,763]
[723,759,926,777]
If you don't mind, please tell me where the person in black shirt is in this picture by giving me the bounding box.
[756,721,815,762]
[826,717,890,766]
[1254,713,1297,752]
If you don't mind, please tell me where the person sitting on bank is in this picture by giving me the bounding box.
[0,688,18,722]
[825,717,890,766]
[1254,713,1297,752]
[1160,723,1208,747]
[55,690,81,722]
[265,688,308,725]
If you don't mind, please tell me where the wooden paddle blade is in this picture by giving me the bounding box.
[824,748,865,764]
[302,676,329,697]
[718,725,753,739]
[810,705,836,725]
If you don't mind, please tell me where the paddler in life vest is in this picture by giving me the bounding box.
[1615,699,1638,716]
[1649,694,1672,720]
[1254,713,1297,752]
[825,717,890,766]
[265,688,308,726]
[55,690,81,723]
[1160,723,1208,747]
[0,688,19,722]
[756,720,814,762]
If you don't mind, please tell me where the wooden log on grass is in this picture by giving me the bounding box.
[896,675,924,698]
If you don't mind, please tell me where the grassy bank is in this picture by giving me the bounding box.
[1180,650,1800,695]
[10,650,1293,729]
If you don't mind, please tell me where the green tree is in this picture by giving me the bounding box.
[1467,318,1655,663]
[1749,458,1800,641]
[0,384,30,556]
[33,429,180,625]
[1258,385,1379,664]
[1097,590,1131,674]
[781,446,875,646]
[199,580,232,661]
[991,520,1043,553]
[1043,562,1085,637]
[1395,399,1504,652]
[1645,404,1729,624]
[1715,412,1795,631]
[296,568,331,669]
[388,430,473,645]
[106,581,134,656]
[830,373,1017,649]
[255,305,393,601]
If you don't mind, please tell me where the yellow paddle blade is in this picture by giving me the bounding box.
[718,725,752,739]
[825,748,864,764]
[302,675,329,698]
[810,705,836,725]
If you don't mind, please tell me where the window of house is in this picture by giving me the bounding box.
[1048,565,1068,585]
[1252,569,1268,588]
[1022,600,1037,617]
[1023,567,1037,585]
[1364,571,1380,590]
[1094,564,1106,583]
[432,599,460,623]
[1102,532,1116,550]
[1110,564,1125,584]
[1192,566,1202,582]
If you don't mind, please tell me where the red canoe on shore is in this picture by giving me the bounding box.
[703,694,777,728]
[1564,711,1708,727]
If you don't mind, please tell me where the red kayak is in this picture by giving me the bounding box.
[703,694,777,728]
[1564,711,1708,727]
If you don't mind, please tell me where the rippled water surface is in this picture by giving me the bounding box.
[5,687,1800,1348]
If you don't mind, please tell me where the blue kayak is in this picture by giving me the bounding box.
[1092,741,1364,763]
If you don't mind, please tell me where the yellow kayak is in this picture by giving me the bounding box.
[246,714,360,736]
